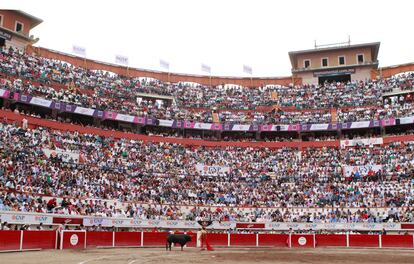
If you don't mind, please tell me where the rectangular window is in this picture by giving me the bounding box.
[357,54,364,63]
[15,22,23,32]
[322,58,328,67]
[339,56,345,65]
[304,60,310,68]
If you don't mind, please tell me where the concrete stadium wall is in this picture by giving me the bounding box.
[26,46,301,87]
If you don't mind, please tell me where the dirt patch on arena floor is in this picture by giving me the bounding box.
[2,247,414,264]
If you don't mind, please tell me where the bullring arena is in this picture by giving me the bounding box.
[4,248,414,264]
[2,3,414,264]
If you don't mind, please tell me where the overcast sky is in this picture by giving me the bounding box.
[3,0,414,77]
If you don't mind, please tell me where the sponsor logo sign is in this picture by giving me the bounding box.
[70,234,79,246]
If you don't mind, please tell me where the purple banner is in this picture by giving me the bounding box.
[300,123,338,131]
[381,118,396,127]
[6,90,413,132]
[0,89,10,98]
[340,120,381,130]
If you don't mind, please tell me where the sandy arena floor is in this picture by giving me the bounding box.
[2,247,414,264]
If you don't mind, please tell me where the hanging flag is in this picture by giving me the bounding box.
[243,65,252,75]
[72,45,86,57]
[201,63,211,74]
[115,55,129,66]
[159,59,170,70]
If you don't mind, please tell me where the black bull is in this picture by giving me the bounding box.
[166,234,192,251]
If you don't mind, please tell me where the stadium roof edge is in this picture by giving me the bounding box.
[13,10,43,28]
[34,46,294,80]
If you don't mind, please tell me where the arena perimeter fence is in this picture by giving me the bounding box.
[1,230,414,251]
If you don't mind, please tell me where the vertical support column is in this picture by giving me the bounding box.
[289,233,292,248]
[346,232,350,248]
[379,235,382,249]
[313,233,316,248]
[20,230,24,251]
[256,233,259,247]
[228,233,231,247]
[60,231,63,250]
[141,232,144,247]
[412,234,414,249]
[112,232,115,247]
[55,230,59,249]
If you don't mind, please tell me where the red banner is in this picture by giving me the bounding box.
[230,234,256,246]
[0,230,21,251]
[315,234,347,247]
[348,234,379,248]
[236,223,265,229]
[258,234,289,247]
[60,231,86,250]
[115,232,141,247]
[290,234,315,248]
[86,231,113,247]
[22,231,56,250]
[381,235,413,248]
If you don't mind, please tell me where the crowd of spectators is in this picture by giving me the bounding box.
[0,122,413,223]
[1,46,414,224]
[1,47,414,125]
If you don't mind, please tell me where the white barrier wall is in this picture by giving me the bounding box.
[0,211,403,231]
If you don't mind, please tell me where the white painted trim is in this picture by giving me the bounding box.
[112,231,115,247]
[140,232,144,247]
[60,230,63,250]
[15,20,24,33]
[313,233,316,248]
[303,59,311,69]
[321,57,329,67]
[289,233,292,248]
[338,55,346,66]
[256,233,259,247]
[60,230,87,250]
[228,233,230,247]
[356,53,364,64]
[20,230,23,251]
[379,234,382,248]
[346,232,350,247]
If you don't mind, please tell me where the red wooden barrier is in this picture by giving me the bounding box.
[3,231,414,251]
[258,234,289,247]
[142,232,168,247]
[382,235,413,248]
[315,234,347,247]
[22,231,56,250]
[115,232,141,247]
[0,230,21,251]
[60,230,86,250]
[349,234,379,248]
[86,231,113,247]
[207,233,229,247]
[230,233,257,247]
[290,234,315,248]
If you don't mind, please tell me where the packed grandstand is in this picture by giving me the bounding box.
[0,43,414,228]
